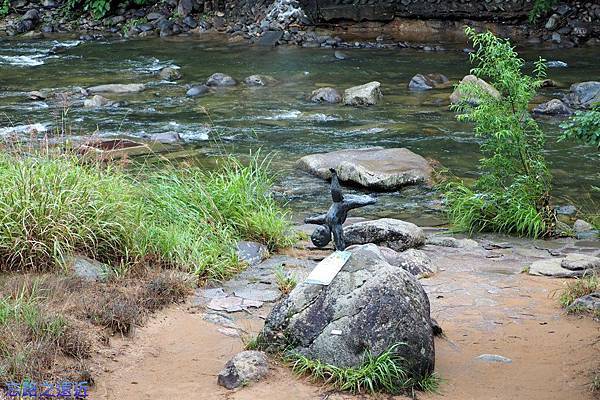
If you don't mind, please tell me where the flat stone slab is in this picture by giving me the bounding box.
[561,253,600,271]
[207,296,263,312]
[237,241,269,266]
[233,288,281,302]
[528,258,582,278]
[87,83,146,94]
[297,147,432,190]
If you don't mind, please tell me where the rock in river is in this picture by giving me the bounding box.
[87,84,146,94]
[564,81,600,109]
[309,87,341,104]
[186,84,209,97]
[259,244,435,380]
[206,73,237,87]
[158,66,182,81]
[244,75,276,87]
[343,81,382,106]
[83,95,112,108]
[408,73,451,91]
[533,99,572,115]
[450,74,500,105]
[297,147,432,190]
[344,219,426,252]
[217,350,269,389]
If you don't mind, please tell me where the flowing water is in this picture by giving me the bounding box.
[1,34,598,225]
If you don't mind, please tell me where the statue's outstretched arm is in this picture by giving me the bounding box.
[342,194,377,211]
[304,214,327,225]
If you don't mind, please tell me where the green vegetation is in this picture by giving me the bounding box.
[64,0,154,19]
[445,27,553,238]
[529,0,559,23]
[560,104,600,149]
[0,0,9,17]
[0,152,293,280]
[287,343,439,395]
[559,272,599,310]
[274,265,298,294]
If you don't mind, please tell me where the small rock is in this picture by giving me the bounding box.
[532,99,572,116]
[560,253,600,271]
[243,74,276,87]
[206,73,237,87]
[27,90,46,100]
[87,84,145,94]
[66,255,107,281]
[186,85,209,97]
[343,81,382,106]
[450,75,500,105]
[236,241,268,266]
[477,354,512,364]
[426,236,479,248]
[334,50,347,60]
[555,205,577,215]
[202,312,237,328]
[218,327,240,337]
[158,66,182,81]
[177,0,193,17]
[574,219,594,233]
[309,87,341,104]
[564,81,600,109]
[546,60,568,68]
[217,351,269,390]
[569,292,600,313]
[146,12,163,21]
[408,73,451,91]
[344,219,426,252]
[149,132,181,144]
[83,95,111,108]
[257,30,283,46]
[552,32,561,44]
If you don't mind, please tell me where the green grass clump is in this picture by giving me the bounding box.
[0,152,293,280]
[274,265,298,294]
[287,343,439,395]
[445,28,553,238]
[559,272,599,309]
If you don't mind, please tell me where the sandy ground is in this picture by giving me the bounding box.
[92,238,600,400]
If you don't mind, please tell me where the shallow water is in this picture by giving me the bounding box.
[0,34,598,225]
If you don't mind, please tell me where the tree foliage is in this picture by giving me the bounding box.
[64,0,153,19]
[445,27,553,237]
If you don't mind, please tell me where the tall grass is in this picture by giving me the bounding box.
[0,152,294,280]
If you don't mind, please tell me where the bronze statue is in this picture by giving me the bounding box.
[305,168,376,250]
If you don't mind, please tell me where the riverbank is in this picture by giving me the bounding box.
[1,0,599,49]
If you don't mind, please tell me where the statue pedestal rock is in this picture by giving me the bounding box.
[305,168,376,250]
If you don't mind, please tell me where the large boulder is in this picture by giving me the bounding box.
[408,73,451,91]
[343,81,382,106]
[158,66,182,81]
[259,244,435,379]
[344,219,426,252]
[533,99,573,115]
[217,350,269,389]
[297,147,432,190]
[564,81,600,109]
[87,84,145,94]
[309,87,342,104]
[450,74,500,105]
[206,73,237,87]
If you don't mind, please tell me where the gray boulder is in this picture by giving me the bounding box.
[564,81,600,109]
[87,84,145,94]
[408,73,451,91]
[450,74,500,105]
[217,350,269,389]
[206,73,237,87]
[148,132,181,144]
[243,75,276,86]
[297,147,432,190]
[177,0,193,17]
[533,99,573,115]
[528,253,600,278]
[344,219,426,252]
[66,255,107,282]
[158,67,182,81]
[569,292,600,313]
[561,254,600,271]
[83,95,111,108]
[309,87,341,104]
[186,84,209,97]
[574,219,594,233]
[379,247,436,278]
[259,244,434,379]
[236,241,269,266]
[343,81,382,106]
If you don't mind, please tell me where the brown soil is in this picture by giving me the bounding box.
[92,239,600,400]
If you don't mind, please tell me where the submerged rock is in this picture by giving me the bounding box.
[206,73,237,87]
[87,84,145,94]
[158,66,182,81]
[186,84,209,97]
[343,81,382,106]
[260,244,434,379]
[450,74,500,105]
[217,351,269,389]
[148,132,181,144]
[309,87,341,104]
[408,73,451,91]
[83,95,112,108]
[297,147,432,190]
[243,74,276,87]
[344,219,426,252]
[564,81,600,109]
[533,99,573,115]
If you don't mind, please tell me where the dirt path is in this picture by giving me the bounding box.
[92,235,600,400]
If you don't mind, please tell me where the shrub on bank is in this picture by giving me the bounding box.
[0,152,293,280]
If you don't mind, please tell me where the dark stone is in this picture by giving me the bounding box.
[564,81,600,109]
[177,0,193,17]
[569,292,600,312]
[532,99,573,116]
[309,87,341,104]
[206,73,237,87]
[183,15,197,28]
[217,351,269,390]
[408,73,450,91]
[257,30,283,47]
[22,9,40,22]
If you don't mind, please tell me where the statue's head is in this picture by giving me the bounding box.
[311,225,331,248]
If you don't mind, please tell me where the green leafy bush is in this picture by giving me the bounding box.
[0,0,9,17]
[64,0,154,19]
[0,152,294,280]
[445,27,553,238]
[560,103,600,148]
[528,0,559,23]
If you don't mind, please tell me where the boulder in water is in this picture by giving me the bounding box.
[158,67,182,81]
[408,73,451,91]
[309,87,341,104]
[343,81,382,106]
[564,81,600,109]
[259,244,435,380]
[186,84,209,97]
[533,99,573,115]
[83,95,112,108]
[206,73,237,87]
[244,74,276,87]
[297,147,432,190]
[87,84,146,94]
[450,74,500,105]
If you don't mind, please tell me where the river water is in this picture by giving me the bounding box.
[0,34,598,225]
